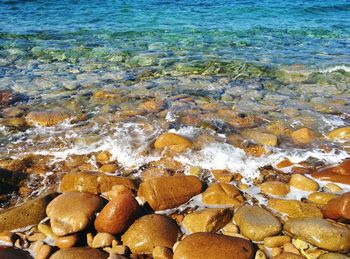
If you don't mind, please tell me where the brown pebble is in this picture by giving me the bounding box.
[55,234,78,249]
[95,193,140,234]
[264,236,291,248]
[153,246,173,259]
[36,244,52,259]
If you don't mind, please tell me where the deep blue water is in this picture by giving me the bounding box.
[0,0,349,68]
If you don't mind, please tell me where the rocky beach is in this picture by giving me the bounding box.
[1,0,350,258]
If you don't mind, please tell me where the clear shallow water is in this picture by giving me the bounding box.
[1,0,350,68]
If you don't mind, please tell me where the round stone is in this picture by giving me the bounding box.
[154,133,193,153]
[260,181,290,196]
[46,192,103,236]
[49,247,108,259]
[182,208,232,234]
[94,193,140,234]
[284,218,350,252]
[289,174,319,192]
[233,205,282,241]
[173,232,254,259]
[121,214,179,254]
[137,176,202,211]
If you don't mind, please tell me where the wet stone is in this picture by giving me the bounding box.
[182,208,232,234]
[59,171,136,194]
[0,193,57,232]
[94,193,140,234]
[233,205,282,241]
[267,199,323,218]
[137,175,202,211]
[322,192,350,220]
[46,192,103,236]
[201,182,244,206]
[25,110,70,126]
[284,218,350,252]
[121,214,180,254]
[173,232,254,259]
[49,247,108,259]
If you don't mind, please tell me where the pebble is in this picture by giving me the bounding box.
[36,244,52,259]
[95,193,140,234]
[121,214,179,254]
[201,182,244,205]
[241,130,278,147]
[307,192,337,205]
[103,245,128,255]
[264,236,291,248]
[55,234,78,249]
[322,192,350,220]
[221,223,239,236]
[101,185,134,201]
[182,208,232,234]
[91,233,116,248]
[327,127,350,141]
[154,133,194,153]
[137,175,202,210]
[211,169,236,182]
[46,192,103,236]
[291,128,317,144]
[324,183,343,193]
[267,199,323,218]
[260,181,290,196]
[152,246,173,259]
[284,218,350,252]
[312,159,350,185]
[319,253,350,259]
[289,174,319,192]
[50,247,108,259]
[173,232,254,259]
[233,205,282,241]
[37,223,57,238]
[59,172,136,194]
[25,110,70,126]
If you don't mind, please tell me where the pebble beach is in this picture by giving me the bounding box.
[0,0,350,258]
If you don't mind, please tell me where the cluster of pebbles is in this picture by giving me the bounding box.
[0,86,350,259]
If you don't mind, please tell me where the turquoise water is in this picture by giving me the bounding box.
[1,0,350,70]
[1,0,350,208]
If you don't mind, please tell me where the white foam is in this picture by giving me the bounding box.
[319,65,350,73]
[176,142,349,182]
